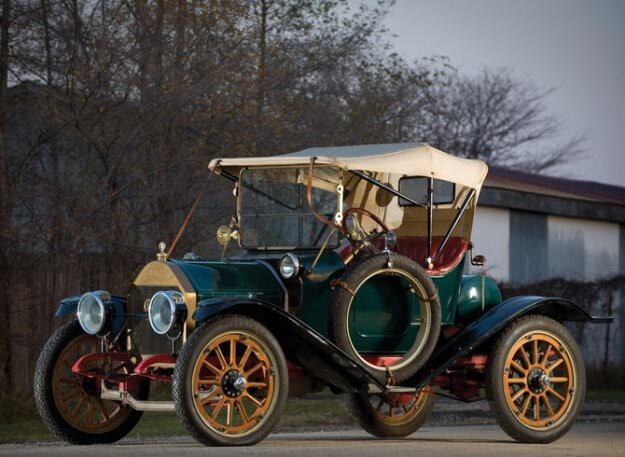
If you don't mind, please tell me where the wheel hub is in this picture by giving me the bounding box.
[527,367,550,394]
[81,376,100,397]
[222,369,247,398]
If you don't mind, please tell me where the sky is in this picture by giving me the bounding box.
[375,0,625,186]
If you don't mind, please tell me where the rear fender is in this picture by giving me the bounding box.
[408,295,612,389]
[193,298,385,394]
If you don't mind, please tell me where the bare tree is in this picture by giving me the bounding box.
[421,67,586,172]
[0,0,588,396]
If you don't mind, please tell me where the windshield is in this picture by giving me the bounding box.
[238,167,340,249]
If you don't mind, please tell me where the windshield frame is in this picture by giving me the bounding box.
[236,166,342,250]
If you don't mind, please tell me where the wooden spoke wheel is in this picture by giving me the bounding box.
[173,316,288,446]
[346,388,436,437]
[486,315,585,443]
[34,321,146,444]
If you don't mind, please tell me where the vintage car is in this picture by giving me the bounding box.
[34,143,610,446]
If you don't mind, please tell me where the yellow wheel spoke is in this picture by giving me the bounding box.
[199,389,220,405]
[519,349,531,369]
[245,362,263,377]
[519,394,532,416]
[540,344,552,367]
[546,358,564,373]
[210,396,227,419]
[246,381,268,388]
[226,401,234,426]
[510,360,525,375]
[550,377,569,383]
[547,387,566,402]
[541,394,555,416]
[202,360,222,376]
[238,345,253,370]
[215,346,228,370]
[531,338,539,364]
[506,377,526,385]
[236,400,250,423]
[244,392,264,408]
[533,397,540,421]
[229,338,236,366]
[511,388,525,402]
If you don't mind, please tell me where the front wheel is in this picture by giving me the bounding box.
[485,315,585,443]
[173,315,288,446]
[346,388,436,437]
[34,321,146,444]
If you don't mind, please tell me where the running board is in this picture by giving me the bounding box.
[100,382,175,412]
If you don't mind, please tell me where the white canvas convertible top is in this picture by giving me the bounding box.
[208,143,488,191]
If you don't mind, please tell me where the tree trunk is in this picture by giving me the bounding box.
[256,0,268,114]
[0,0,11,394]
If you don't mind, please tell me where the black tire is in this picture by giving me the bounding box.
[330,253,441,383]
[346,388,436,437]
[485,315,585,443]
[34,320,146,444]
[173,315,288,446]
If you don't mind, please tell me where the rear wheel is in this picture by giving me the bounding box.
[330,253,441,383]
[173,316,288,446]
[34,321,146,444]
[485,315,585,443]
[347,388,436,437]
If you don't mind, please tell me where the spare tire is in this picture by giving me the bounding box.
[330,253,441,383]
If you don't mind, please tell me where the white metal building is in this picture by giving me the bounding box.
[470,166,625,365]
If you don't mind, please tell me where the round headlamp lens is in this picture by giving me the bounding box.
[77,292,106,335]
[149,293,174,335]
[148,291,186,336]
[279,254,299,279]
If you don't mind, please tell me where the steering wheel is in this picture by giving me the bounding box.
[341,208,390,244]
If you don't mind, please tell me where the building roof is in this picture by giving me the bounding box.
[209,143,489,190]
[486,166,625,207]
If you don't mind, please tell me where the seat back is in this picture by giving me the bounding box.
[386,236,468,275]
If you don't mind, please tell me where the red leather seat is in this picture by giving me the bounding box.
[387,236,468,275]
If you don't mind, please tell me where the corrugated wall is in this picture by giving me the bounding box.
[509,210,548,284]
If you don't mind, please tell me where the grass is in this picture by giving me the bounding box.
[0,393,350,444]
[586,389,625,402]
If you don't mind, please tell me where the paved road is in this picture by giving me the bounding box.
[2,422,624,457]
